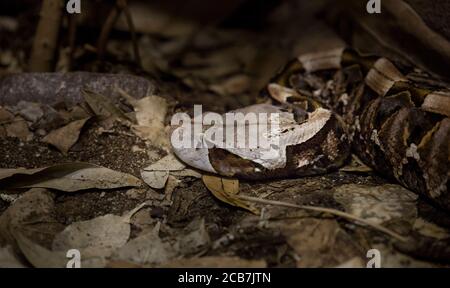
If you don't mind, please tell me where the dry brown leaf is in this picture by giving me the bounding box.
[135,96,167,127]
[0,245,26,268]
[15,101,44,123]
[176,218,210,255]
[0,125,6,138]
[5,116,33,141]
[51,203,147,267]
[202,175,259,214]
[14,233,67,268]
[0,188,59,247]
[141,170,169,189]
[82,89,129,121]
[171,169,202,178]
[111,226,177,266]
[42,117,90,154]
[118,89,170,149]
[132,125,170,148]
[143,154,185,171]
[0,106,14,124]
[112,218,209,266]
[141,154,186,189]
[52,215,130,252]
[164,175,181,201]
[0,163,142,192]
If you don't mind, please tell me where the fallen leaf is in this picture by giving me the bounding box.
[0,126,6,137]
[143,154,185,171]
[0,106,14,124]
[82,89,129,121]
[42,118,90,154]
[333,184,418,225]
[112,218,209,266]
[35,105,68,132]
[16,101,43,123]
[171,169,202,178]
[0,163,141,192]
[133,96,168,127]
[0,167,46,180]
[117,88,170,148]
[52,215,131,252]
[164,175,181,201]
[51,203,147,267]
[5,116,33,141]
[202,175,258,214]
[132,125,170,148]
[0,188,59,247]
[111,225,177,266]
[141,154,186,189]
[0,245,27,268]
[14,233,67,268]
[140,170,169,189]
[176,218,210,255]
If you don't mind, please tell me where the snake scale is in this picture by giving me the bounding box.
[172,48,450,211]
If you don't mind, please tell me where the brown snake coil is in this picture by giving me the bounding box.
[172,48,450,211]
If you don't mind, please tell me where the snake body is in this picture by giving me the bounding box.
[172,48,450,211]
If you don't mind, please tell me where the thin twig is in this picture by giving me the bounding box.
[29,0,63,72]
[97,3,121,61]
[237,194,408,242]
[118,0,141,67]
[67,14,78,70]
[97,0,141,67]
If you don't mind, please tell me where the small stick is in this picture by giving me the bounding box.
[97,0,141,67]
[118,0,141,67]
[67,14,78,70]
[97,3,121,61]
[237,194,408,242]
[29,0,64,72]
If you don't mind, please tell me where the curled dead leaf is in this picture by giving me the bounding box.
[82,89,130,121]
[0,246,26,268]
[202,175,259,214]
[42,117,90,154]
[0,188,59,247]
[0,163,142,192]
[141,170,169,189]
[50,203,147,267]
[14,233,67,268]
[5,116,33,141]
[117,88,170,149]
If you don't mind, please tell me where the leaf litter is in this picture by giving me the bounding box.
[0,163,141,192]
[1,2,449,267]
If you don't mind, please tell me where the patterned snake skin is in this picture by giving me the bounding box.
[171,46,449,211]
[267,48,450,211]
